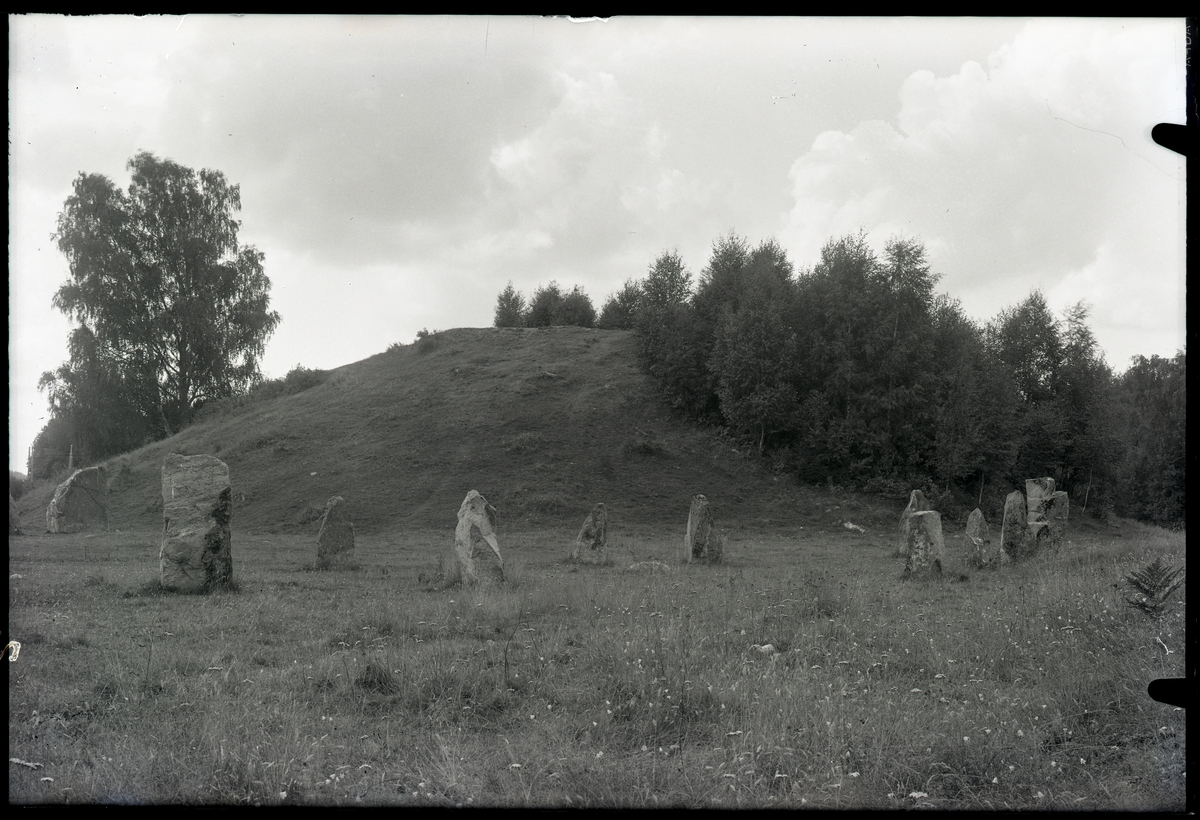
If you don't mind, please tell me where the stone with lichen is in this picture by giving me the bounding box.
[453,490,503,586]
[898,489,932,556]
[903,510,944,578]
[570,502,608,564]
[683,494,722,564]
[160,454,233,592]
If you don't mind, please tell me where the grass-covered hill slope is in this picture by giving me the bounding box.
[17,327,888,538]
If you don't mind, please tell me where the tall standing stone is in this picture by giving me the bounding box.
[964,507,996,567]
[1026,477,1056,524]
[898,490,932,556]
[903,510,944,577]
[570,502,608,564]
[316,496,355,569]
[9,494,22,536]
[683,494,722,564]
[453,490,504,586]
[999,490,1028,562]
[1044,491,1069,550]
[45,466,108,533]
[160,454,233,592]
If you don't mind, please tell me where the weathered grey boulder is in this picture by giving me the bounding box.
[159,454,233,592]
[902,510,944,577]
[898,490,932,556]
[683,494,722,564]
[570,502,608,564]
[45,466,108,533]
[999,490,1028,562]
[453,490,504,586]
[9,494,22,536]
[964,507,996,566]
[316,496,355,569]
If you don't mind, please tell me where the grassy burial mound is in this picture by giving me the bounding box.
[14,327,855,541]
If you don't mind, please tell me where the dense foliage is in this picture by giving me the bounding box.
[9,471,30,501]
[193,364,329,423]
[1108,352,1186,527]
[620,231,1184,528]
[33,152,280,478]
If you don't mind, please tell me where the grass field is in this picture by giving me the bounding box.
[7,512,1186,808]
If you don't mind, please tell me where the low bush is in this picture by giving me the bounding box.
[194,365,329,422]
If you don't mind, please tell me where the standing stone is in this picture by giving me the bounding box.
[898,490,932,556]
[683,494,722,564]
[453,490,504,586]
[999,490,1029,562]
[964,507,996,567]
[1026,477,1056,526]
[160,454,233,592]
[316,496,355,569]
[902,510,944,577]
[1044,491,1069,550]
[45,466,108,533]
[570,502,608,564]
[9,495,22,536]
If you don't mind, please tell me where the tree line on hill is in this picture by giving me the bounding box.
[493,230,1184,529]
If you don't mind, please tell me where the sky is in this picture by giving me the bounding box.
[8,15,1188,474]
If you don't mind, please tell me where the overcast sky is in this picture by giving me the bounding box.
[8,15,1187,474]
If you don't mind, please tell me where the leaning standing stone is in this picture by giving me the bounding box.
[903,510,944,577]
[10,494,23,536]
[453,490,504,586]
[999,490,1028,562]
[316,496,355,569]
[160,454,233,592]
[45,466,108,533]
[570,502,608,564]
[683,494,722,564]
[898,489,931,556]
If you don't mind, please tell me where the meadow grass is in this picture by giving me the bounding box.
[8,521,1186,807]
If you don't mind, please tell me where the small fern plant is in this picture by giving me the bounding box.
[1122,557,1185,619]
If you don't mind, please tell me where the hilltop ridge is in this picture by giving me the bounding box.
[16,327,873,538]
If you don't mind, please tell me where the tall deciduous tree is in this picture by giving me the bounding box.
[1055,301,1118,498]
[48,152,280,439]
[558,285,597,328]
[710,287,799,454]
[597,278,642,329]
[526,281,565,327]
[639,248,692,313]
[987,290,1066,481]
[989,290,1062,405]
[633,249,713,418]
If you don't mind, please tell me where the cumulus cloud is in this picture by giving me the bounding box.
[9,16,1185,472]
[779,19,1185,365]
